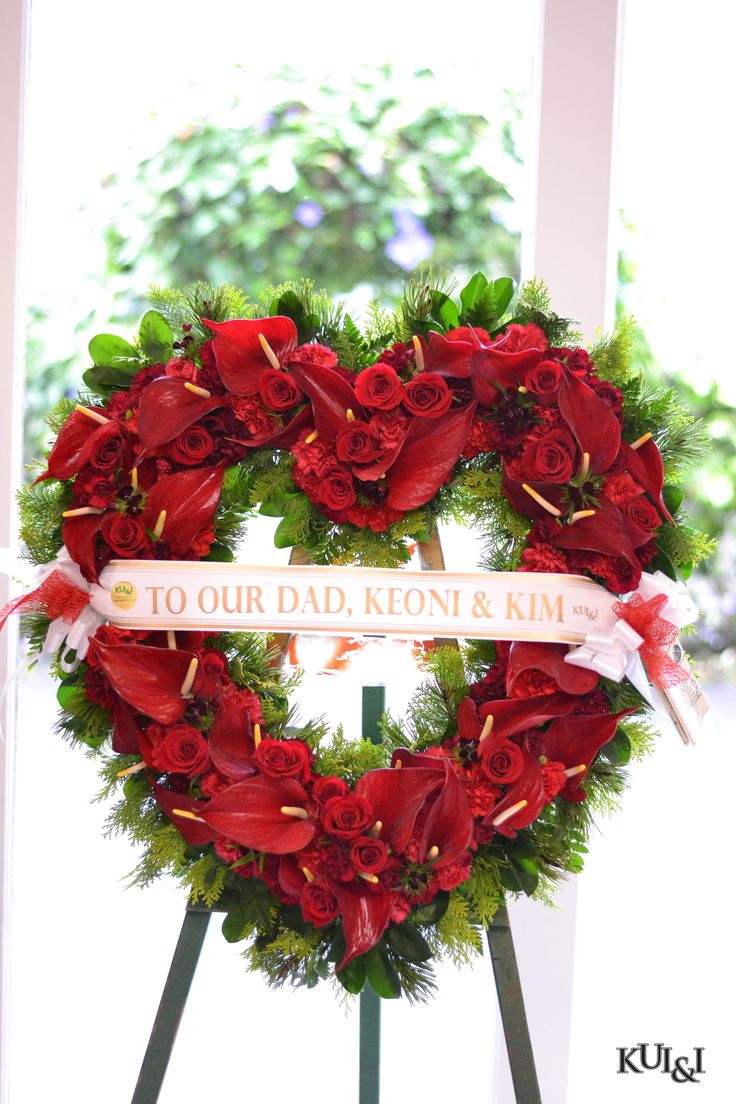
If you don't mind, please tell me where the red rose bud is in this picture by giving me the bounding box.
[479,737,524,785]
[319,468,357,511]
[403,373,453,419]
[300,881,340,927]
[258,368,303,411]
[100,513,151,558]
[151,723,210,776]
[335,420,384,465]
[254,737,311,783]
[78,419,126,472]
[622,495,661,532]
[312,776,351,804]
[524,359,563,405]
[354,364,404,410]
[350,836,389,874]
[522,430,576,483]
[169,425,215,466]
[322,794,375,840]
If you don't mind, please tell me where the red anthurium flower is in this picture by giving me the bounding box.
[550,495,641,577]
[506,642,599,696]
[207,695,257,782]
[153,784,215,845]
[62,511,107,583]
[476,691,579,745]
[289,360,366,439]
[203,316,298,395]
[87,639,196,724]
[501,475,565,522]
[482,748,547,837]
[456,696,482,741]
[355,765,447,856]
[136,377,224,460]
[385,401,477,510]
[330,878,399,971]
[557,370,621,475]
[278,853,309,899]
[36,408,103,483]
[141,463,225,558]
[619,438,673,523]
[261,405,314,450]
[541,708,636,802]
[196,775,317,853]
[417,331,473,378]
[416,757,474,868]
[111,700,143,755]
[470,329,546,403]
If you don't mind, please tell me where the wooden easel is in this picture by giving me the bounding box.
[130,535,542,1104]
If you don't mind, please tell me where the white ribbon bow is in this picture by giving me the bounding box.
[563,570,698,698]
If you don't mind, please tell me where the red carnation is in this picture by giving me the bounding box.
[403,373,453,419]
[100,513,151,558]
[354,364,405,410]
[259,369,303,411]
[322,794,374,840]
[152,724,210,776]
[524,359,563,405]
[518,545,570,573]
[319,468,357,511]
[349,836,389,874]
[435,851,473,891]
[312,776,351,804]
[601,472,643,506]
[480,738,525,785]
[623,495,661,532]
[300,881,340,927]
[335,420,384,465]
[74,470,117,508]
[170,425,215,466]
[254,738,311,784]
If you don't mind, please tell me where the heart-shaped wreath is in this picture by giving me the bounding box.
[7,272,713,1000]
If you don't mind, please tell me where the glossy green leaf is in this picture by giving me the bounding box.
[601,728,632,766]
[386,923,432,963]
[459,272,488,314]
[273,515,302,549]
[492,277,515,317]
[337,952,368,995]
[430,291,460,332]
[88,332,138,367]
[366,947,401,999]
[411,890,450,925]
[221,904,250,943]
[204,542,235,562]
[138,310,174,360]
[663,484,684,515]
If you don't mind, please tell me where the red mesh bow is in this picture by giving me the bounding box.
[0,569,90,633]
[612,593,689,689]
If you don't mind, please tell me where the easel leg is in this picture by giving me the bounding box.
[487,906,542,1104]
[131,906,211,1104]
[359,988,381,1104]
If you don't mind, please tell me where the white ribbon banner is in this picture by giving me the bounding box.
[93,561,621,643]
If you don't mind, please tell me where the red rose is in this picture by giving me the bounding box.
[524,359,563,405]
[259,369,302,411]
[152,723,210,776]
[100,513,151,557]
[522,429,576,483]
[322,794,374,840]
[403,373,453,418]
[254,737,311,783]
[194,648,228,698]
[312,776,351,804]
[354,364,404,410]
[335,420,384,465]
[170,425,215,465]
[349,836,389,874]
[300,881,339,927]
[480,738,524,785]
[78,420,126,472]
[319,468,356,511]
[623,495,661,532]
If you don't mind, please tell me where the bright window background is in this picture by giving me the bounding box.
[10,3,539,1102]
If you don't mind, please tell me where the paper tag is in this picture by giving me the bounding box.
[656,639,710,745]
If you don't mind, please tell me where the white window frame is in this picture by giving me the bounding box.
[0,3,623,1101]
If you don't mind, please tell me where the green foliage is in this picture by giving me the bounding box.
[513,277,581,347]
[18,478,69,565]
[314,727,391,783]
[459,853,503,928]
[458,467,531,570]
[589,315,636,386]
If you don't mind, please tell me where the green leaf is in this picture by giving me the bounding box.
[259,488,300,518]
[222,904,250,943]
[492,277,515,318]
[366,947,401,999]
[430,291,459,332]
[500,857,538,897]
[386,923,432,963]
[138,310,174,360]
[649,550,678,581]
[601,728,632,766]
[337,953,367,995]
[88,332,137,367]
[411,890,450,925]
[56,680,77,710]
[503,831,537,861]
[273,514,303,549]
[269,290,319,343]
[459,272,488,314]
[204,542,235,562]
